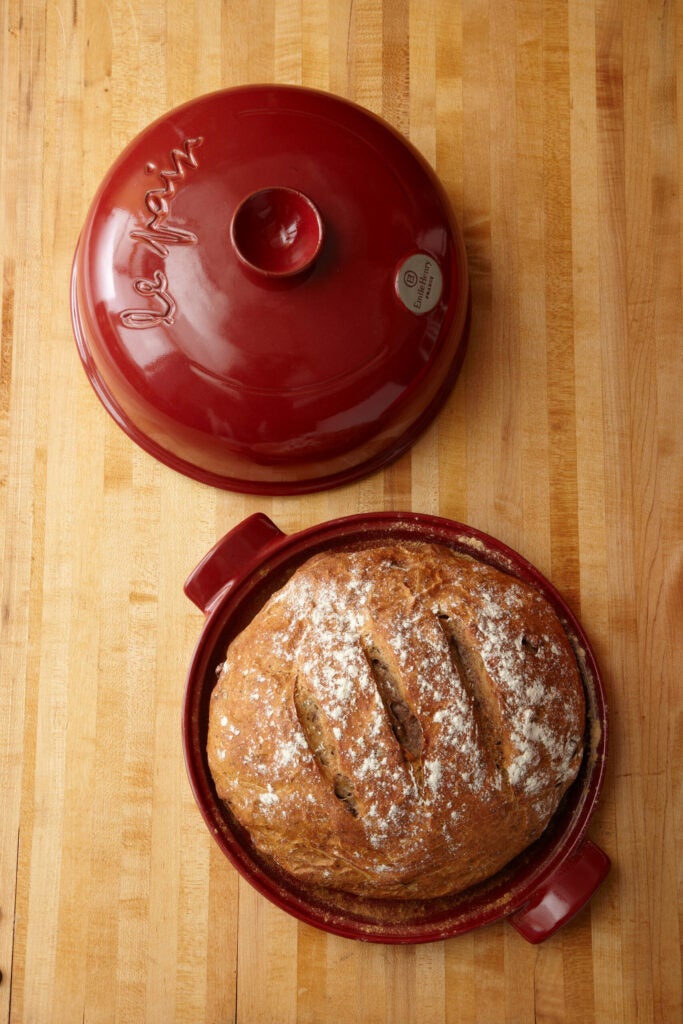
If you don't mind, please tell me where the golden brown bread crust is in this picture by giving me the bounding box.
[207,542,585,899]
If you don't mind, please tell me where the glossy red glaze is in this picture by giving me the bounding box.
[71,85,470,494]
[509,839,611,943]
[182,513,609,944]
[230,187,324,278]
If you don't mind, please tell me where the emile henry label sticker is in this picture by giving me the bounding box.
[395,253,443,315]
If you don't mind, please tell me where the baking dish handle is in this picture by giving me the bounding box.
[184,513,286,615]
[508,839,610,943]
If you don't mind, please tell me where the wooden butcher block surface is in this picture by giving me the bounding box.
[0,1,680,1022]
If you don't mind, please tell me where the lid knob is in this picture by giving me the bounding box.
[230,186,324,279]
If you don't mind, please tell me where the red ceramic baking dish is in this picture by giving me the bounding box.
[182,512,609,944]
[71,85,470,495]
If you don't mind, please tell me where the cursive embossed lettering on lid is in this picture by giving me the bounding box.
[70,85,470,494]
[132,138,203,257]
[119,138,202,329]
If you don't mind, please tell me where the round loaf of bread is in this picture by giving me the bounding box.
[207,542,585,899]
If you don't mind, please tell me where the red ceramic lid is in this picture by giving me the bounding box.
[71,85,470,494]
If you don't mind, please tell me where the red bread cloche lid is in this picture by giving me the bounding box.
[71,85,470,494]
